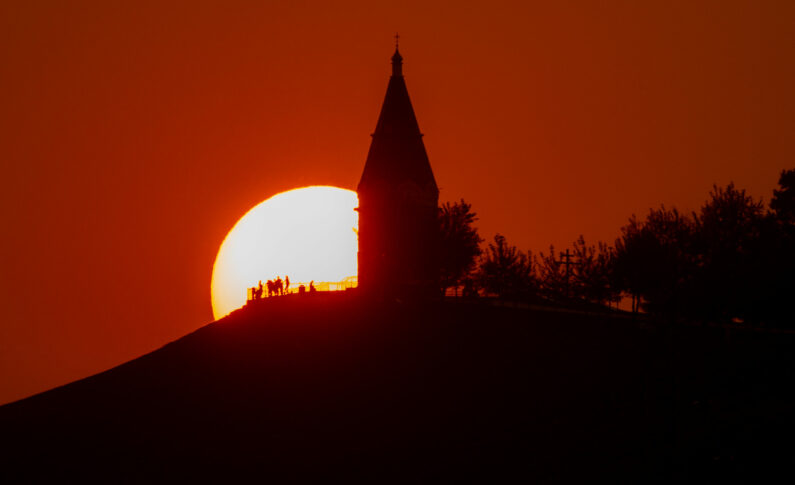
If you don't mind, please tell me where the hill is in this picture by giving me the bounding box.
[1,292,793,483]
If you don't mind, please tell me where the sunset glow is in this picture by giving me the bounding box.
[211,186,358,319]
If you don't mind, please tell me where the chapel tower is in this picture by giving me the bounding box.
[357,45,439,298]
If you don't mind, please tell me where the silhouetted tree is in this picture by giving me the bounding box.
[437,199,484,295]
[691,184,765,322]
[536,237,621,307]
[536,246,567,301]
[770,168,795,225]
[608,174,794,325]
[641,207,696,316]
[765,169,795,324]
[612,216,653,313]
[572,236,620,307]
[612,207,694,315]
[477,234,534,299]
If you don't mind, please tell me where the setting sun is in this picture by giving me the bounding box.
[211,186,358,319]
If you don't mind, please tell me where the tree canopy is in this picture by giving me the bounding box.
[477,234,533,299]
[433,169,794,326]
[437,199,483,294]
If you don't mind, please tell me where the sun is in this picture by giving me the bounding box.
[211,186,358,320]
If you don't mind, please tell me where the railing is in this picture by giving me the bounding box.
[247,276,358,301]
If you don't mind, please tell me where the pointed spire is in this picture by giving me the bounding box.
[358,41,437,195]
[357,40,439,297]
[391,33,403,77]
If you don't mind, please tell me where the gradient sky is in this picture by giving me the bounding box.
[1,0,793,404]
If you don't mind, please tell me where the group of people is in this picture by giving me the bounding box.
[252,276,288,299]
[250,276,316,300]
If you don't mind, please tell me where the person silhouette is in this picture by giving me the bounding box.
[309,280,316,293]
[275,276,283,296]
[285,275,290,294]
[267,279,274,298]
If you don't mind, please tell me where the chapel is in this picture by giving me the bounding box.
[357,44,439,298]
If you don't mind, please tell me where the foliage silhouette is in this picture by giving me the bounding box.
[438,169,794,325]
[536,245,565,300]
[613,207,695,315]
[477,234,534,299]
[689,183,765,322]
[437,199,483,295]
[765,169,795,322]
[536,238,618,307]
[607,176,795,325]
[770,168,795,224]
[571,236,620,307]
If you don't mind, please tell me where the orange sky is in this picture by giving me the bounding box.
[1,0,793,404]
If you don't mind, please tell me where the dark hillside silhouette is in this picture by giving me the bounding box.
[2,293,791,483]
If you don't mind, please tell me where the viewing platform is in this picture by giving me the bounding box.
[246,276,358,303]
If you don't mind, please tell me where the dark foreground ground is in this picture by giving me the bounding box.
[1,293,793,483]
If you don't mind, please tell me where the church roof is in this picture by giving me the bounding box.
[358,48,438,196]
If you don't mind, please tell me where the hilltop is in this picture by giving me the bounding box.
[1,292,792,483]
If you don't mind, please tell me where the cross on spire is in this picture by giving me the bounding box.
[395,32,400,48]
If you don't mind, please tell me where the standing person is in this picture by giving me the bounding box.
[285,276,290,294]
[275,276,283,296]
